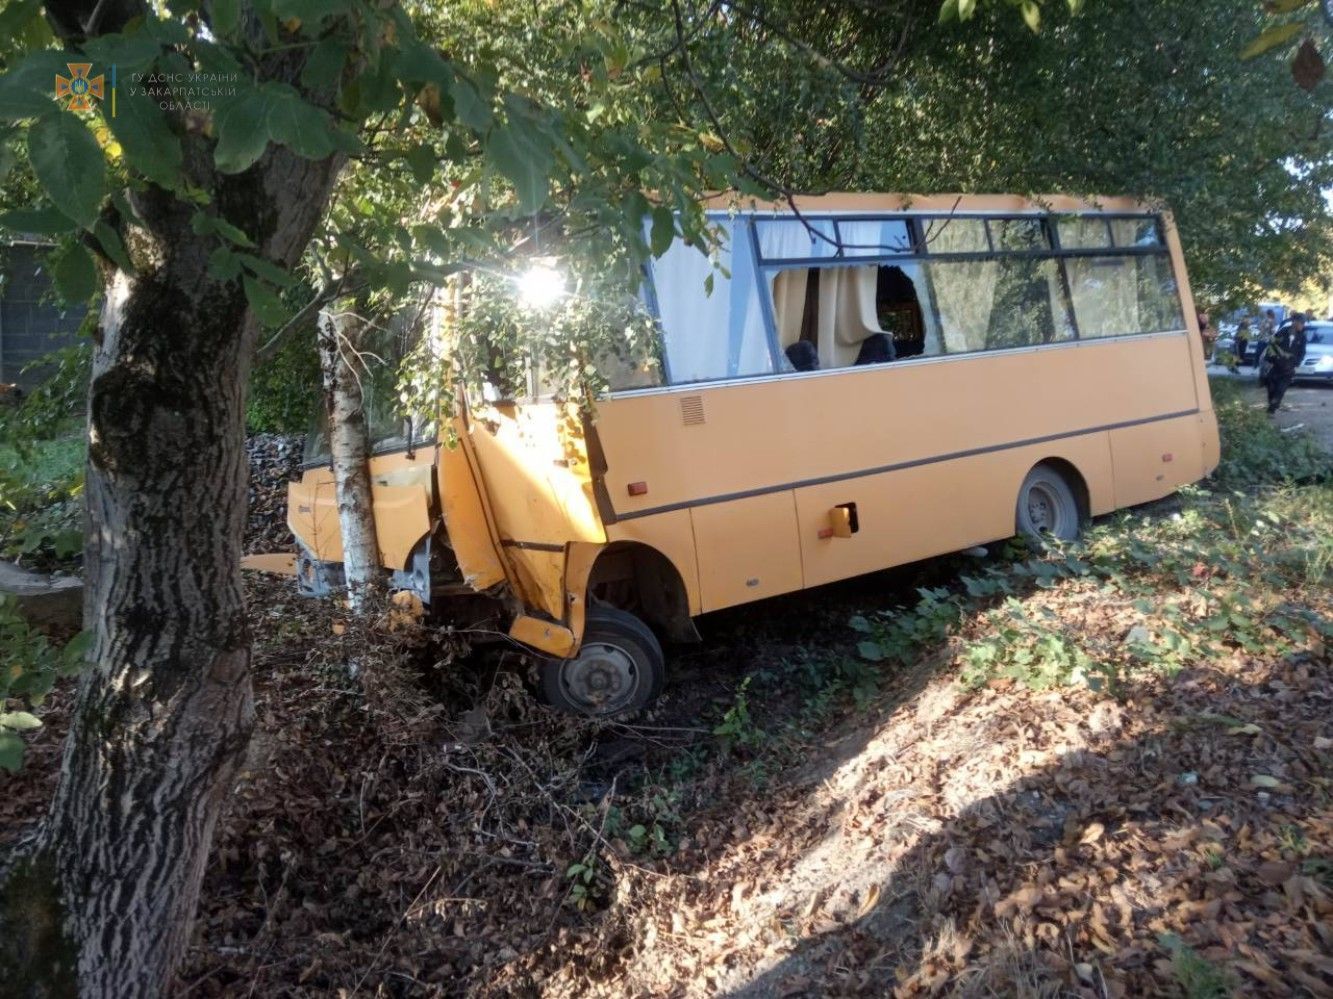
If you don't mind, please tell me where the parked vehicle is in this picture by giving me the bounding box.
[1215,327,1261,365]
[1216,302,1291,367]
[285,193,1220,716]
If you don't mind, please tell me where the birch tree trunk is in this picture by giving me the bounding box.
[0,81,345,999]
[317,307,385,614]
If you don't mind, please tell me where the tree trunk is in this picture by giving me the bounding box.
[317,306,384,614]
[0,153,344,998]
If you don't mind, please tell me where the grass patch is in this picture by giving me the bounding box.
[1209,377,1330,488]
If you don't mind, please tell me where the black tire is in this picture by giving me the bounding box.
[540,607,665,717]
[1015,465,1082,542]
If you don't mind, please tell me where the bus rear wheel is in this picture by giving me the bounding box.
[541,607,665,717]
[1016,465,1082,542]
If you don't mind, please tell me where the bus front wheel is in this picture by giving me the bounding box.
[541,607,665,716]
[1016,465,1082,542]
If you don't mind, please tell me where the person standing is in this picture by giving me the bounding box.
[1198,311,1216,360]
[1260,309,1277,340]
[1233,318,1251,371]
[1266,312,1308,414]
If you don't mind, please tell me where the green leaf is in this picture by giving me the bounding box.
[191,210,255,248]
[60,630,92,674]
[0,206,77,235]
[486,122,552,213]
[264,85,335,160]
[1241,22,1304,59]
[84,32,161,74]
[195,40,244,78]
[237,253,294,287]
[393,41,452,86]
[107,84,182,190]
[450,74,492,132]
[211,0,241,36]
[857,641,885,662]
[0,54,59,120]
[213,88,270,173]
[93,220,136,274]
[650,206,675,257]
[301,38,349,91]
[0,732,23,772]
[405,142,436,183]
[143,16,190,45]
[939,0,961,24]
[0,0,42,37]
[208,246,242,281]
[1021,0,1041,32]
[0,711,42,731]
[28,113,106,228]
[1066,0,1085,11]
[271,0,349,28]
[243,276,291,326]
[51,242,98,302]
[848,614,873,633]
[1267,0,1313,12]
[958,0,978,21]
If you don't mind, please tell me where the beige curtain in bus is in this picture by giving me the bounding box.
[771,269,809,349]
[816,266,891,367]
[1065,256,1140,337]
[924,220,996,353]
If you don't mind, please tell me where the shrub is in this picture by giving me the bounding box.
[1209,378,1330,489]
[0,596,87,771]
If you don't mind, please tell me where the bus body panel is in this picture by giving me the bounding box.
[592,334,1199,527]
[437,423,508,591]
[1109,413,1207,509]
[465,403,606,547]
[289,449,434,569]
[794,431,1115,588]
[603,510,704,616]
[690,491,803,611]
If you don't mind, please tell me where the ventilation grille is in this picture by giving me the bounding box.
[680,395,706,426]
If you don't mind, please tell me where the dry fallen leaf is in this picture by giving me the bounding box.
[856,882,881,919]
[1080,822,1106,846]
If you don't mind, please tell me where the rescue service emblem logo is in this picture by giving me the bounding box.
[54,63,105,112]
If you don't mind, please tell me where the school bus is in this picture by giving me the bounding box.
[286,193,1219,715]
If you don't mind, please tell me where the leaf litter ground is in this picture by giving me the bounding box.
[3,436,1332,997]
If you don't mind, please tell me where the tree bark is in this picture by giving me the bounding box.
[0,114,345,999]
[317,306,385,614]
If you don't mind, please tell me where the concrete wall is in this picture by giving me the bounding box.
[0,244,87,388]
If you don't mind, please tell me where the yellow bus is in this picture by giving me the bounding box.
[287,193,1219,715]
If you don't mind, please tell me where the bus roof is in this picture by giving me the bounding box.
[698,192,1161,216]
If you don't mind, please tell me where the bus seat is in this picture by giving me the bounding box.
[771,269,810,349]
[854,333,894,365]
[785,340,820,372]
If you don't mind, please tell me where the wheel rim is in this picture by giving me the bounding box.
[1025,481,1065,536]
[559,641,640,715]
